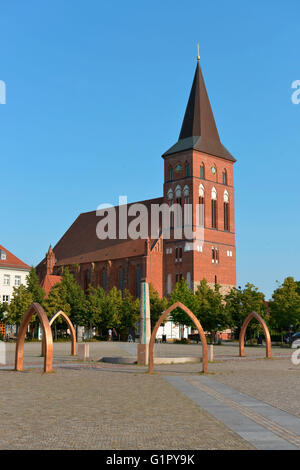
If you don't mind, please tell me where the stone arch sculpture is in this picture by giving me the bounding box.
[15,303,53,373]
[148,301,208,373]
[42,310,76,356]
[239,311,271,358]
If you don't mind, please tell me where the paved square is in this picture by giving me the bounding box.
[0,342,299,450]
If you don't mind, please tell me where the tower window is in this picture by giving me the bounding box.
[169,166,173,181]
[198,184,205,227]
[224,202,230,231]
[175,247,183,261]
[185,163,190,177]
[175,185,182,205]
[224,190,230,231]
[183,185,190,225]
[199,196,204,227]
[212,247,219,264]
[211,187,217,229]
[222,170,228,185]
[211,199,217,228]
[175,186,182,227]
[168,188,174,229]
[200,163,205,179]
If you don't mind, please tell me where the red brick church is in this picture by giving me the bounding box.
[37,59,236,298]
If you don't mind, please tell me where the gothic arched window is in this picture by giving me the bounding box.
[175,185,182,202]
[224,190,230,231]
[175,185,182,227]
[168,188,174,228]
[183,185,189,204]
[200,163,205,179]
[183,185,190,225]
[198,184,205,227]
[222,169,228,185]
[211,187,217,229]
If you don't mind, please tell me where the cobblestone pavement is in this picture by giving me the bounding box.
[0,342,298,450]
[0,366,252,450]
[2,341,291,365]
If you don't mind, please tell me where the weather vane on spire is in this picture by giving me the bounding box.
[197,44,200,61]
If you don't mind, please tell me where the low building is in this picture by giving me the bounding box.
[0,245,31,304]
[0,244,31,337]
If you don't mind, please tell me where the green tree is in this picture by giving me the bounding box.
[120,289,140,334]
[295,281,300,297]
[269,277,300,334]
[149,284,168,329]
[225,283,267,338]
[84,285,106,336]
[101,287,123,333]
[6,285,33,328]
[26,267,45,304]
[59,268,86,326]
[194,279,228,342]
[169,278,195,327]
[44,283,71,317]
[0,301,9,323]
[43,283,71,339]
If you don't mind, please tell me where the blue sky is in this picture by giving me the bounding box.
[0,0,299,299]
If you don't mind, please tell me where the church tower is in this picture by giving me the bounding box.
[162,58,236,295]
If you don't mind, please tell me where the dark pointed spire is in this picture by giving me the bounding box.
[163,61,235,162]
[179,61,220,141]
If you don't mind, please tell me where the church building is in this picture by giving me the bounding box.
[37,58,236,298]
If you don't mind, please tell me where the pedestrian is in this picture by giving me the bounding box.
[108,328,112,341]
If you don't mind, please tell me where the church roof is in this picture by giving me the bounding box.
[163,61,236,162]
[36,197,163,270]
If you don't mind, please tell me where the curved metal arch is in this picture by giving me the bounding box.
[239,311,271,358]
[15,303,53,373]
[42,310,77,356]
[148,301,208,374]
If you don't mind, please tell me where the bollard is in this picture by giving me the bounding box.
[77,343,89,361]
[209,344,214,362]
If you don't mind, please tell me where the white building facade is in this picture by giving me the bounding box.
[156,321,192,341]
[0,245,30,304]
